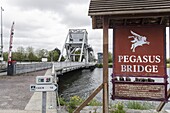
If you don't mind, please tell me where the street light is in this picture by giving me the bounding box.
[1,7,4,61]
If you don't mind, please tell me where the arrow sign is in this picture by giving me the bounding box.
[30,84,58,92]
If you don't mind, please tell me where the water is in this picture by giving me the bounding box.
[58,68,170,109]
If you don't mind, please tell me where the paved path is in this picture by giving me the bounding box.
[25,69,57,113]
[0,70,47,110]
[0,69,58,113]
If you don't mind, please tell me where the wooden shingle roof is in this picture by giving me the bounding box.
[88,0,170,29]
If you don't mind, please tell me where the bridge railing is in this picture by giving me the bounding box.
[54,62,87,69]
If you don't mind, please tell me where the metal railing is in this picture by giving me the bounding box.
[54,62,86,69]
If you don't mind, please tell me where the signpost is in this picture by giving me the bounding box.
[30,84,57,92]
[30,76,57,113]
[112,26,168,101]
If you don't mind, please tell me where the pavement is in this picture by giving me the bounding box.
[24,69,57,113]
[0,69,58,113]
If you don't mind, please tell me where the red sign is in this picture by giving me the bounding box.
[113,26,166,77]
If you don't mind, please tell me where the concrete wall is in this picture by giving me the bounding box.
[16,62,52,74]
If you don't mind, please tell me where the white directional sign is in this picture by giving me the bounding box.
[30,84,58,92]
[36,76,53,85]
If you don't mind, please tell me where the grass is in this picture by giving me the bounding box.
[58,96,156,113]
[110,102,126,113]
[58,96,102,113]
[126,101,155,110]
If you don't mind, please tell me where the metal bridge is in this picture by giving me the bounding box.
[2,29,95,76]
[58,29,94,63]
[54,62,95,75]
[56,29,95,75]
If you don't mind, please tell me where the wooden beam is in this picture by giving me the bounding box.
[73,83,103,113]
[141,18,145,25]
[169,18,170,58]
[92,16,96,29]
[156,89,170,112]
[160,17,164,24]
[103,16,109,113]
[124,19,127,26]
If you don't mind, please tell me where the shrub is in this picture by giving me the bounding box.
[96,63,103,68]
[167,58,170,64]
[58,97,67,106]
[110,102,125,113]
[62,96,102,113]
[67,96,84,113]
[88,99,102,106]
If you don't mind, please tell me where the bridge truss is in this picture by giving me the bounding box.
[58,29,94,63]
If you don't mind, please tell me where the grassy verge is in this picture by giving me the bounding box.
[58,96,156,113]
[58,96,102,113]
[126,101,155,110]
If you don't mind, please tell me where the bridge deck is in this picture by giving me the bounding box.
[54,62,96,75]
[0,62,95,76]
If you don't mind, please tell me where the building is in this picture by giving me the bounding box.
[97,52,103,64]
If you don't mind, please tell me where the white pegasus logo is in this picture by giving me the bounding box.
[128,30,150,52]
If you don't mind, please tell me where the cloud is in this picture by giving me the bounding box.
[5,0,90,27]
[60,3,91,27]
[1,0,104,58]
[7,0,88,11]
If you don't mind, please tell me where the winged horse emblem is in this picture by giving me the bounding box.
[128,30,150,52]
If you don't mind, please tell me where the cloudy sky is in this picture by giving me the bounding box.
[0,0,169,58]
[1,0,112,57]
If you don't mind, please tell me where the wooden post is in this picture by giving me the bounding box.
[103,16,109,113]
[156,89,170,112]
[156,18,170,112]
[169,20,170,59]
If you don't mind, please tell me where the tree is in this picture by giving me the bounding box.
[26,47,37,62]
[48,48,61,62]
[108,52,113,63]
[16,46,25,62]
[3,52,8,61]
[36,49,49,61]
[167,58,170,64]
[75,49,81,61]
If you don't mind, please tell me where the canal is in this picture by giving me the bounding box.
[58,68,170,110]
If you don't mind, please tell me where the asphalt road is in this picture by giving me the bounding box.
[0,70,47,110]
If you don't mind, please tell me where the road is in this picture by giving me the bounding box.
[0,70,47,110]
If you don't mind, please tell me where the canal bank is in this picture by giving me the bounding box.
[58,68,170,111]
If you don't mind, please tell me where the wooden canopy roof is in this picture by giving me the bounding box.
[88,0,170,29]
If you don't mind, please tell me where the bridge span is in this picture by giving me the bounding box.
[0,61,96,76]
[53,62,96,75]
[3,29,96,76]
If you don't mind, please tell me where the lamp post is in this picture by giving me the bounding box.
[1,7,4,61]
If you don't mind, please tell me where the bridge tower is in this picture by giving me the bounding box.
[58,29,94,63]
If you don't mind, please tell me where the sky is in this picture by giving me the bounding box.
[0,0,109,57]
[0,0,169,58]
